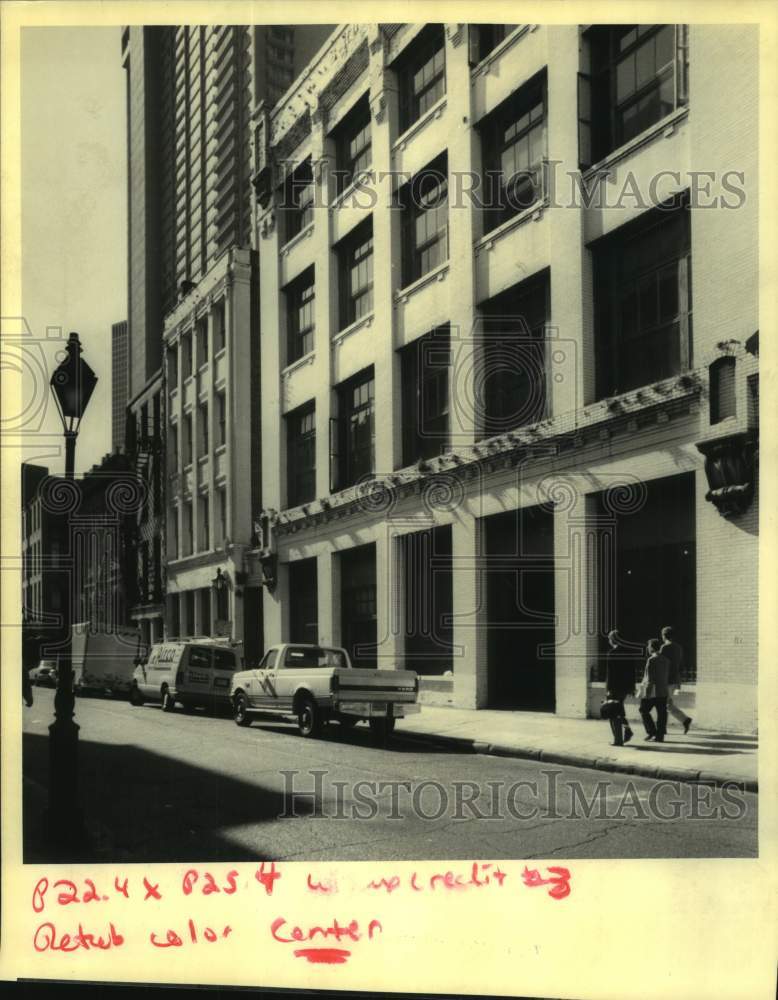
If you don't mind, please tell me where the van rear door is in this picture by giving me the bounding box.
[182,645,215,702]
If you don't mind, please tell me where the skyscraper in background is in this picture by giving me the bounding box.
[121,23,335,650]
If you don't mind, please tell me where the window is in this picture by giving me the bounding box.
[334,95,372,193]
[200,495,210,551]
[167,346,178,390]
[217,487,227,543]
[196,316,208,368]
[283,646,347,669]
[401,156,448,286]
[199,403,208,455]
[170,424,179,469]
[284,158,314,242]
[593,198,691,398]
[213,300,226,354]
[184,502,193,557]
[286,402,316,508]
[338,218,373,329]
[216,393,226,447]
[333,368,375,490]
[397,25,446,132]
[199,590,211,637]
[469,24,518,63]
[182,333,193,379]
[580,25,689,167]
[401,326,450,464]
[479,271,550,437]
[183,414,193,466]
[480,73,546,233]
[286,267,315,363]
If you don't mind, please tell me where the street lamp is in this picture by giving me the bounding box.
[46,332,97,850]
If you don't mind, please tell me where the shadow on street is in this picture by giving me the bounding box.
[23,730,308,864]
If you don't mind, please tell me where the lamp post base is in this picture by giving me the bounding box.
[45,717,85,853]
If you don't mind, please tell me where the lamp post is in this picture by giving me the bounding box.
[47,332,97,848]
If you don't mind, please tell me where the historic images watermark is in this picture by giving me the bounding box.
[279,768,752,823]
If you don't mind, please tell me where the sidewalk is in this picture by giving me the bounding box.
[400,706,759,791]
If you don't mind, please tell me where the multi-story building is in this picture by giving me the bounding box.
[254,23,758,731]
[21,464,68,647]
[111,320,129,453]
[122,24,334,657]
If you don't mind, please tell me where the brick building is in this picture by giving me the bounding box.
[252,23,758,731]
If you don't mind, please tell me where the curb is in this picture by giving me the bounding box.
[400,729,758,792]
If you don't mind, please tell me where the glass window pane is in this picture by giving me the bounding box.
[616,54,636,101]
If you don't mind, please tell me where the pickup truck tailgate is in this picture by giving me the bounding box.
[334,668,418,703]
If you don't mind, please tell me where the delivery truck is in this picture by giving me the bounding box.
[71,622,143,697]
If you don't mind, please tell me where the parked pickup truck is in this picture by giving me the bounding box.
[229,643,420,740]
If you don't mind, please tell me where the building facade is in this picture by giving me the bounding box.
[253,23,758,731]
[122,24,334,654]
[111,320,129,453]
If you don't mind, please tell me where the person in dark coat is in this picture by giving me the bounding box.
[604,629,635,746]
[639,638,671,742]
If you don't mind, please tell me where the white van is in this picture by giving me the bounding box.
[130,639,240,713]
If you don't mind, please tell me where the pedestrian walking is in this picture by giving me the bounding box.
[639,638,670,742]
[661,625,692,733]
[603,629,635,746]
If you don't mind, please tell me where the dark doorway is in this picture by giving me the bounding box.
[485,505,556,710]
[340,543,377,668]
[289,558,318,645]
[597,472,696,680]
[402,525,453,675]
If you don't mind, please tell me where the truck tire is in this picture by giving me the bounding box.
[161,686,176,713]
[297,696,322,738]
[233,692,251,727]
[369,716,396,743]
[129,684,144,707]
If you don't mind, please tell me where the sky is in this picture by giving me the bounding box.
[21,26,127,476]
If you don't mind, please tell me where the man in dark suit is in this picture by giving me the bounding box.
[661,625,692,734]
[639,638,671,742]
[605,629,635,746]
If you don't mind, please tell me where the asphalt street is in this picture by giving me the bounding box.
[23,688,757,862]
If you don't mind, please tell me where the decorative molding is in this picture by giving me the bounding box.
[260,211,276,239]
[445,23,465,47]
[371,91,387,124]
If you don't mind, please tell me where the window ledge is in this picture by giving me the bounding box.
[197,455,209,466]
[281,351,316,378]
[332,312,374,346]
[214,347,227,363]
[215,443,227,457]
[330,169,375,211]
[392,97,448,155]
[474,198,547,254]
[582,106,689,180]
[280,221,314,256]
[469,26,532,80]
[395,261,450,304]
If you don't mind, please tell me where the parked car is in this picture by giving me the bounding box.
[230,643,420,741]
[29,660,58,687]
[130,638,240,713]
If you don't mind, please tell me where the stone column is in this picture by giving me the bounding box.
[368,29,402,473]
[317,547,340,647]
[444,24,481,448]
[375,526,403,668]
[451,511,488,708]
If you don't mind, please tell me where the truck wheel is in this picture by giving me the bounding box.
[233,693,251,727]
[369,717,396,743]
[161,687,176,713]
[129,685,144,707]
[297,696,322,738]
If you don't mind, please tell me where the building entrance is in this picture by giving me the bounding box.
[401,525,453,675]
[485,505,556,711]
[340,543,377,668]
